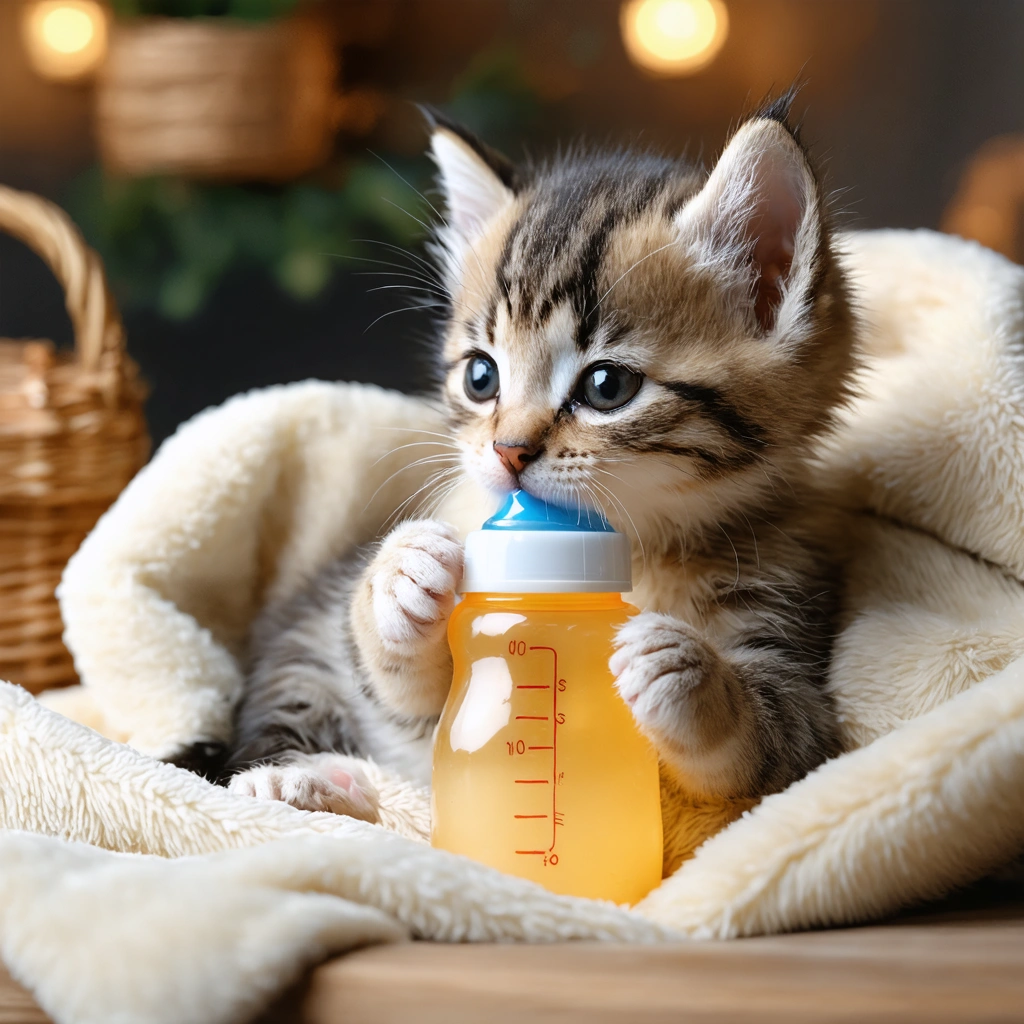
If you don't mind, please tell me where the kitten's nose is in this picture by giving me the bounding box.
[493,441,541,475]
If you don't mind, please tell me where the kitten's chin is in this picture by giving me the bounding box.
[463,454,519,496]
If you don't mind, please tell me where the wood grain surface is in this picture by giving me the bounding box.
[281,905,1024,1024]
[5,889,1023,1024]
[0,967,48,1024]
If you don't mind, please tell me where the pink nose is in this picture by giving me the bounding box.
[494,441,541,475]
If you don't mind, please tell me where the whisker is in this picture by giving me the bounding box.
[330,251,443,284]
[355,238,446,282]
[379,196,436,238]
[363,453,461,516]
[372,440,459,461]
[420,471,464,521]
[382,470,455,529]
[356,237,489,313]
[588,472,647,582]
[366,283,448,300]
[363,302,444,333]
[376,426,457,442]
[383,466,463,531]
[358,270,450,293]
[590,239,681,317]
[367,149,450,229]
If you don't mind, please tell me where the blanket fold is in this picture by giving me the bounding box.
[0,683,669,1024]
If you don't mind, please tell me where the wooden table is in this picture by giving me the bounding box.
[4,882,1023,1023]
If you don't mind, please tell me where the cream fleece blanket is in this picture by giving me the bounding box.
[2,228,1023,1022]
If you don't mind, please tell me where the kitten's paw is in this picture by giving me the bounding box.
[227,756,380,823]
[611,612,731,750]
[369,519,463,655]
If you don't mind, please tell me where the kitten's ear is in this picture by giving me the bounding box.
[424,109,516,241]
[675,110,822,336]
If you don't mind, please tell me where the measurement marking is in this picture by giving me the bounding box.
[515,779,549,784]
[516,715,548,720]
[530,645,561,857]
[514,814,548,819]
[528,745,553,750]
[515,850,546,855]
[516,684,550,689]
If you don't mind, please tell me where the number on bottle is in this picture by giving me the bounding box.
[508,640,527,656]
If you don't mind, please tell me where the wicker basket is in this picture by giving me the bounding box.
[96,15,340,182]
[0,185,149,694]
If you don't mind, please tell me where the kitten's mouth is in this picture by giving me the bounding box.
[472,448,606,516]
[515,474,605,517]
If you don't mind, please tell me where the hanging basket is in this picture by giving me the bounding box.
[96,15,340,182]
[0,185,149,694]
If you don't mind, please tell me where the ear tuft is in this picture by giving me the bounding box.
[751,85,803,138]
[422,108,516,242]
[675,111,821,336]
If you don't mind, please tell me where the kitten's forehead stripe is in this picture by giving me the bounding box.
[494,156,687,350]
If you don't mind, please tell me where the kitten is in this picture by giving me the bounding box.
[226,96,856,822]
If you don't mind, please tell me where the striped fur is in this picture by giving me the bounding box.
[228,99,857,812]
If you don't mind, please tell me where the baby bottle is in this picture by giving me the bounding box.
[432,490,663,905]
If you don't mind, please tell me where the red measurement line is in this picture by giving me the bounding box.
[516,715,548,720]
[530,645,560,856]
[514,814,548,819]
[517,684,550,689]
[514,779,549,784]
[515,850,546,855]
[528,745,553,750]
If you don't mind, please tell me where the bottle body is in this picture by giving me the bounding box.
[432,592,663,905]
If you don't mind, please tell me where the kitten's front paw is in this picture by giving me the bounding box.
[228,756,380,823]
[611,612,732,752]
[369,519,463,655]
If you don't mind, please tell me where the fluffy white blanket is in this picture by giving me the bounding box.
[2,229,1023,1023]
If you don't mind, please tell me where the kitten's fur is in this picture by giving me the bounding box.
[227,97,856,820]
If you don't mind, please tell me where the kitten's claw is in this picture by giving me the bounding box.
[611,612,730,749]
[227,755,380,823]
[369,519,463,655]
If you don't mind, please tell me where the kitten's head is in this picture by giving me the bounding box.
[427,100,855,540]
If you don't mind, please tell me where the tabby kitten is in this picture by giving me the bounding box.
[227,98,856,821]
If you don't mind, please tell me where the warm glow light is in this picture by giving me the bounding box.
[43,5,94,53]
[22,0,108,82]
[620,0,728,76]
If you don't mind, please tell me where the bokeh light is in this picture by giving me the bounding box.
[620,0,729,76]
[22,0,108,82]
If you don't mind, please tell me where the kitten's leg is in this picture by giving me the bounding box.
[350,519,464,719]
[223,523,455,806]
[611,612,838,799]
[228,752,381,823]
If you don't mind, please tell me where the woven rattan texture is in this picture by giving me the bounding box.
[97,16,338,181]
[0,185,149,693]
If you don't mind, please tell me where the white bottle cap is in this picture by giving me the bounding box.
[460,491,632,594]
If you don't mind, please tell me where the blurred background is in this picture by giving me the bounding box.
[2,0,1024,446]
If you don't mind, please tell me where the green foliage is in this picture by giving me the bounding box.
[445,45,543,155]
[66,161,427,320]
[110,0,297,20]
[67,44,547,321]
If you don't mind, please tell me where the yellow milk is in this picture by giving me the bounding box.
[431,492,662,905]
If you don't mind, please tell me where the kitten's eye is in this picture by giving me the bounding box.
[464,354,499,402]
[579,363,643,411]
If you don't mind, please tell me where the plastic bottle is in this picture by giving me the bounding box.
[432,490,663,905]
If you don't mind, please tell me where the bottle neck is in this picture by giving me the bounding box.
[458,592,628,611]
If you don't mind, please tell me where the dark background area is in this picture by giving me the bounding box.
[2,0,1023,446]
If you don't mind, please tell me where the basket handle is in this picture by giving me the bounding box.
[0,184,124,374]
